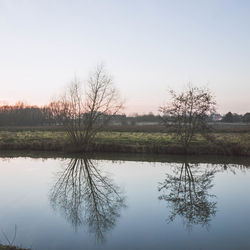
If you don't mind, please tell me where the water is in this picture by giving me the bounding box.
[0,153,249,250]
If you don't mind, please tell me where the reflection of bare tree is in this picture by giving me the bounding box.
[50,157,126,241]
[158,162,217,230]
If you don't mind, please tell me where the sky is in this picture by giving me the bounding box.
[0,0,250,115]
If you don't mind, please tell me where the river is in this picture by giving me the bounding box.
[0,153,249,250]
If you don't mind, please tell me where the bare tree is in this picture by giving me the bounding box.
[159,85,216,152]
[53,65,123,150]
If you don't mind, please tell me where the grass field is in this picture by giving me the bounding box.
[0,130,249,156]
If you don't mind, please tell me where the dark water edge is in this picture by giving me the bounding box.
[0,149,249,167]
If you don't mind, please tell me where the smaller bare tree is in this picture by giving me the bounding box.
[159,85,216,152]
[52,65,123,150]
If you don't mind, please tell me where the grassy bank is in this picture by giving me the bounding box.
[0,130,249,156]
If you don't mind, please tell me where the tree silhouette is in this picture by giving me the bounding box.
[50,157,126,241]
[159,85,216,152]
[53,65,123,149]
[158,162,217,230]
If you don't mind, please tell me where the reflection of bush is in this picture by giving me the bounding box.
[50,157,126,241]
[158,162,217,230]
[0,245,30,250]
[0,225,30,250]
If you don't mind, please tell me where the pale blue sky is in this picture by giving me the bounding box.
[0,0,249,114]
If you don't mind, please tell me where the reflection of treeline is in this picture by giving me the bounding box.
[0,103,249,127]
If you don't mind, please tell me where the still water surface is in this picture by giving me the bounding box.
[0,154,249,250]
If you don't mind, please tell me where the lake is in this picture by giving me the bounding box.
[0,153,249,250]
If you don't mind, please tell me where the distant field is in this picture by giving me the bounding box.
[0,122,249,133]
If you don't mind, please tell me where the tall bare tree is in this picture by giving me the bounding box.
[53,65,123,150]
[159,85,216,151]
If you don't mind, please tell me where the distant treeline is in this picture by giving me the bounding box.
[0,102,50,126]
[221,111,250,123]
[0,102,249,126]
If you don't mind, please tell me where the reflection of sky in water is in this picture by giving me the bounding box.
[0,157,249,250]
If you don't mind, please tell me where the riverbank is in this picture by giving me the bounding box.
[0,131,249,156]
